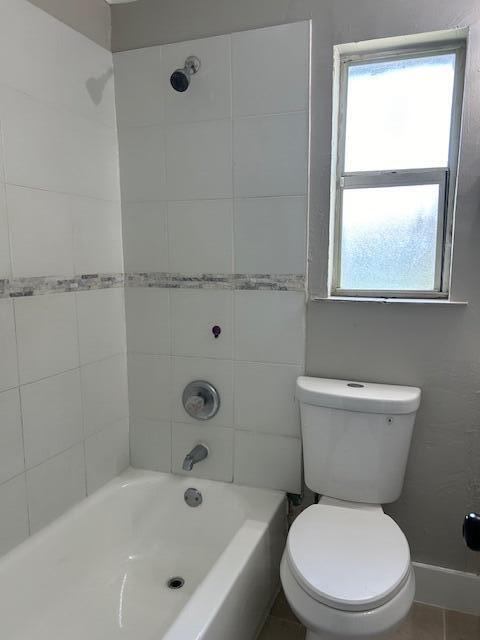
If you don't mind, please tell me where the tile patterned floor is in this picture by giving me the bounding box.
[258,591,480,640]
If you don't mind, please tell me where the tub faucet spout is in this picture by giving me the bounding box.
[182,444,209,471]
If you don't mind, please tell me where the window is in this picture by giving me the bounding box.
[331,40,465,298]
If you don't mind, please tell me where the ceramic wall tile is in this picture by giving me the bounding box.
[76,288,126,365]
[168,199,234,274]
[0,389,24,484]
[234,430,302,493]
[234,196,306,275]
[128,353,172,421]
[165,119,233,200]
[114,46,164,126]
[15,293,79,384]
[0,474,28,556]
[130,418,172,473]
[234,362,302,437]
[85,419,130,494]
[21,369,83,469]
[171,289,234,359]
[26,444,86,534]
[81,354,129,437]
[233,112,308,197]
[125,288,171,355]
[232,22,309,116]
[235,291,305,365]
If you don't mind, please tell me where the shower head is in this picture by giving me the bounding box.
[170,56,201,92]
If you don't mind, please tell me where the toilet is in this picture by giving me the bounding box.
[281,377,422,640]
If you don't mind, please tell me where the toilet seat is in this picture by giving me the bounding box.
[286,503,411,612]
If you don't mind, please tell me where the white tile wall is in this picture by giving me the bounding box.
[128,353,172,420]
[130,418,172,472]
[119,125,166,202]
[114,46,164,127]
[0,183,11,278]
[71,196,123,275]
[235,291,306,365]
[125,288,171,355]
[232,22,309,117]
[233,112,308,197]
[26,444,86,534]
[168,199,234,274]
[15,293,79,385]
[234,430,302,493]
[76,288,126,365]
[0,0,127,556]
[1,87,119,202]
[171,290,234,359]
[0,0,115,125]
[85,418,130,494]
[0,389,24,484]
[0,475,28,556]
[234,196,307,274]
[21,369,84,469]
[116,22,309,494]
[0,300,18,393]
[234,362,302,437]
[81,354,129,437]
[7,185,73,278]
[122,202,169,273]
[0,124,5,183]
[165,120,233,201]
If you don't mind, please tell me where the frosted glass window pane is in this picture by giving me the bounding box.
[345,54,456,171]
[340,185,440,291]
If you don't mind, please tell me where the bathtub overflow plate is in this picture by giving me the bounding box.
[184,487,203,507]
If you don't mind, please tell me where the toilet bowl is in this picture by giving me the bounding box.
[282,377,422,640]
[281,498,415,639]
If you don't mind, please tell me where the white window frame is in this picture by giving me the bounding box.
[331,40,466,299]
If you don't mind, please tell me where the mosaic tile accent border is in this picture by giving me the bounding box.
[125,273,306,292]
[0,273,124,298]
[0,273,305,297]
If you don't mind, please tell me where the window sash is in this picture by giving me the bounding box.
[332,169,448,297]
[331,41,465,299]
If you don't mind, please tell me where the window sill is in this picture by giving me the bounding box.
[310,295,468,306]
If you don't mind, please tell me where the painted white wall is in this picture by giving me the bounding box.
[0,0,127,556]
[111,0,480,575]
[115,23,309,494]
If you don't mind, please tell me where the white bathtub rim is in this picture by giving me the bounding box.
[162,519,270,640]
[0,468,285,571]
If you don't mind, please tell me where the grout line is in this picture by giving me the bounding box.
[119,109,307,132]
[8,293,30,533]
[3,179,121,206]
[0,78,117,133]
[122,194,307,205]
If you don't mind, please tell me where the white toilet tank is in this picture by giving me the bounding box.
[296,377,421,504]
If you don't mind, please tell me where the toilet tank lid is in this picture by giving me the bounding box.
[296,377,421,414]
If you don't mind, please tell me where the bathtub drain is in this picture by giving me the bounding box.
[167,576,185,590]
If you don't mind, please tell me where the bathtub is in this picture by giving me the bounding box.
[0,469,286,640]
